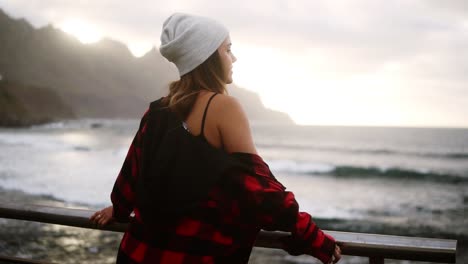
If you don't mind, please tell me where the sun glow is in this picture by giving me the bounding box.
[233,43,406,126]
[128,42,154,57]
[59,19,102,44]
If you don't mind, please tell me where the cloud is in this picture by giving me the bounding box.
[229,1,466,74]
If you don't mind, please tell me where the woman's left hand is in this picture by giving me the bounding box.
[90,205,114,226]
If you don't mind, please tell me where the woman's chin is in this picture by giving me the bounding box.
[225,77,233,84]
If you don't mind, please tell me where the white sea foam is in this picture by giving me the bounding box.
[0,133,70,150]
[267,159,335,175]
[0,148,121,206]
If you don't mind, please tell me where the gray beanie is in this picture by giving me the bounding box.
[159,13,229,76]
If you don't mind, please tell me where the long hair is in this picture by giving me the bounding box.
[162,50,227,120]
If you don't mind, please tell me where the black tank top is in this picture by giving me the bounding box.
[137,93,238,222]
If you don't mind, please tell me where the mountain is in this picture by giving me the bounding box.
[0,79,75,126]
[0,8,293,126]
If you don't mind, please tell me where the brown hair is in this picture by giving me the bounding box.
[162,50,227,120]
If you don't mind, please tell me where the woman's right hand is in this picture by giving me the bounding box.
[90,205,114,227]
[328,244,342,263]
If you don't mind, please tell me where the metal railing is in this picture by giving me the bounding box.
[0,202,457,264]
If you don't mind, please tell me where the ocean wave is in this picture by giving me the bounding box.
[0,133,92,152]
[0,133,64,149]
[26,118,139,131]
[267,160,335,174]
[268,160,467,184]
[257,143,468,160]
[324,166,467,183]
[314,217,468,240]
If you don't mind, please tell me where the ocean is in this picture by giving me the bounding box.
[0,119,467,263]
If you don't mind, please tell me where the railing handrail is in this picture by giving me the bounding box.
[0,202,457,263]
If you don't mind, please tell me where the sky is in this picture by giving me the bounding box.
[1,0,467,128]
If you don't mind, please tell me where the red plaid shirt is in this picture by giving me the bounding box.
[111,108,336,264]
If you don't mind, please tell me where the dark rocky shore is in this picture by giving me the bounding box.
[0,188,466,264]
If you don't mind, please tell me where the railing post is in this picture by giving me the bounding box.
[369,256,384,264]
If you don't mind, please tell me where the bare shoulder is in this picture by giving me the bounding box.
[210,94,257,154]
[209,94,249,128]
[210,94,245,116]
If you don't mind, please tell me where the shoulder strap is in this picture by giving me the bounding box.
[200,93,218,137]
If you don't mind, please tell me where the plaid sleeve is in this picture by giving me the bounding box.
[236,154,336,264]
[110,109,149,222]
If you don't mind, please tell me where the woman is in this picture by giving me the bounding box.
[90,13,341,264]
